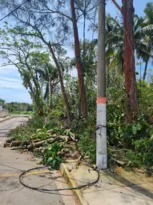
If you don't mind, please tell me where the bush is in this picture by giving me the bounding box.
[43,142,63,169]
[27,116,44,129]
[127,139,153,167]
[8,117,45,141]
[8,124,35,143]
[74,116,96,163]
[78,134,96,163]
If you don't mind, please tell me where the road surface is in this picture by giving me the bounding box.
[0,116,29,144]
[0,117,77,205]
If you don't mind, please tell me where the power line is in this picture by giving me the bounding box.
[0,0,30,22]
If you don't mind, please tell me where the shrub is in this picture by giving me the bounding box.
[127,139,153,167]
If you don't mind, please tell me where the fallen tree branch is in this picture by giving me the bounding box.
[11,147,27,150]
[27,137,65,150]
[111,158,125,166]
[10,140,22,147]
[4,143,10,147]
[6,137,16,143]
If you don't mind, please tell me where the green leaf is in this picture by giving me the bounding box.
[52,160,57,169]
[47,146,52,151]
[150,135,153,141]
[132,125,137,135]
[52,151,56,157]
[136,123,142,131]
[55,156,62,162]
[47,157,53,165]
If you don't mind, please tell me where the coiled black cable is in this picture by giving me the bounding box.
[19,164,100,193]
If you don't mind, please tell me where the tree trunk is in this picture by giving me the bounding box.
[122,0,137,120]
[48,44,72,127]
[70,0,87,118]
[143,58,149,81]
[49,79,53,109]
[25,63,43,116]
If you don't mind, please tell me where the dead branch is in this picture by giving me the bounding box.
[10,141,22,147]
[3,143,10,147]
[27,137,65,150]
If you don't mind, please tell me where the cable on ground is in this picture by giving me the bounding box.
[19,165,100,193]
[19,164,100,193]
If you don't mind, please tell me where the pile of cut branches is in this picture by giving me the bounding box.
[4,129,80,168]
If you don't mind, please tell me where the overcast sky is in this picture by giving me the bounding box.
[0,0,152,103]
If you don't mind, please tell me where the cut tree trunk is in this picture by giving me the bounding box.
[27,137,64,150]
[70,0,87,118]
[6,137,16,143]
[10,140,22,147]
[122,0,137,120]
[4,143,10,147]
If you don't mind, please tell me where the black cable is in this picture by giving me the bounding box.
[0,0,30,22]
[19,164,100,193]
[96,125,107,130]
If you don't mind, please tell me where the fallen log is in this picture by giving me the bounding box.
[27,137,65,150]
[6,137,16,143]
[111,158,125,166]
[3,143,10,147]
[31,139,41,143]
[10,140,22,147]
[11,147,27,150]
[33,147,43,153]
[30,135,56,143]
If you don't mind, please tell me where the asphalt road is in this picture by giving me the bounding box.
[0,117,77,205]
[0,116,29,145]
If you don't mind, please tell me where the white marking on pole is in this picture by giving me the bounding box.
[96,103,107,169]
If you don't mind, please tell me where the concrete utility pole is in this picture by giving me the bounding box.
[96,0,107,169]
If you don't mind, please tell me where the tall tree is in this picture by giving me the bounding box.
[106,13,153,78]
[4,0,72,126]
[0,34,44,115]
[30,0,96,118]
[122,0,137,118]
[0,0,97,120]
[112,0,137,119]
[70,0,87,117]
[142,2,153,80]
[37,64,58,108]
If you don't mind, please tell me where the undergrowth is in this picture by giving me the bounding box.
[8,106,153,170]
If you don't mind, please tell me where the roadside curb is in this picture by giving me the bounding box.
[60,163,88,205]
[0,116,14,123]
[0,115,31,123]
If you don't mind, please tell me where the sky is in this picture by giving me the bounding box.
[106,0,151,17]
[0,0,152,103]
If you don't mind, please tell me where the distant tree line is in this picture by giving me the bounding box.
[0,98,32,113]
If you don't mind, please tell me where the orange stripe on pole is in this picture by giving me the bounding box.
[96,97,107,104]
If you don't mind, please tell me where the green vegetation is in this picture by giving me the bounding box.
[6,102,32,115]
[8,117,44,141]
[0,1,153,170]
[43,143,63,169]
[0,98,32,115]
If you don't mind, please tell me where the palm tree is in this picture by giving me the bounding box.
[142,2,153,80]
[106,12,153,79]
[36,64,58,109]
[106,6,153,119]
[106,15,124,72]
